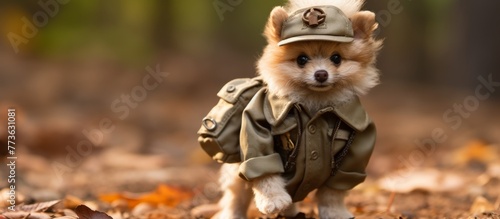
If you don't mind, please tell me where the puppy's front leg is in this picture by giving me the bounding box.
[215,163,253,219]
[252,174,292,215]
[316,186,353,219]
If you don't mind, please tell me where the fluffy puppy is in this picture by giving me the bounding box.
[259,1,382,111]
[215,0,382,218]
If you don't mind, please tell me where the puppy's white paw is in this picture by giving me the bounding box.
[254,189,292,215]
[319,206,354,219]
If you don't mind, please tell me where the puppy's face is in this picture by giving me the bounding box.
[258,7,382,106]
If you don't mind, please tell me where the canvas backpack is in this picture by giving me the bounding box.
[197,77,263,163]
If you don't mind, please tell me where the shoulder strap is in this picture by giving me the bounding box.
[283,104,303,171]
[216,77,263,104]
[330,120,355,176]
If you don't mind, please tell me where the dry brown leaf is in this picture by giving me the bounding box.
[62,209,78,218]
[1,212,52,219]
[453,140,499,165]
[81,202,99,212]
[110,199,129,212]
[74,205,112,219]
[0,188,25,208]
[378,168,465,193]
[99,184,192,209]
[104,210,125,219]
[63,195,83,209]
[470,196,495,214]
[17,200,61,212]
[131,203,155,216]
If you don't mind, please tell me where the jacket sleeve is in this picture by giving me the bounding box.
[238,89,284,181]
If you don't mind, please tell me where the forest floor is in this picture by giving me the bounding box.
[1,84,500,219]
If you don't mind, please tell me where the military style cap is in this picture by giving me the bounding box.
[278,5,354,46]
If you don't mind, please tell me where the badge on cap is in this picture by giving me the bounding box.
[302,8,326,27]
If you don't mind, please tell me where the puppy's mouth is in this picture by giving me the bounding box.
[308,84,333,92]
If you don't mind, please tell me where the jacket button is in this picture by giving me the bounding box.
[308,125,316,134]
[226,85,236,93]
[310,150,319,160]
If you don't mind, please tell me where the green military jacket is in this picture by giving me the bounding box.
[238,88,376,202]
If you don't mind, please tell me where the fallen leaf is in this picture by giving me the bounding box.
[470,196,495,214]
[0,188,25,208]
[110,199,129,212]
[1,212,52,219]
[81,202,99,212]
[378,168,465,193]
[17,200,61,212]
[105,210,125,219]
[131,203,155,216]
[74,205,112,219]
[63,195,83,209]
[99,184,192,209]
[62,209,78,218]
[453,140,499,165]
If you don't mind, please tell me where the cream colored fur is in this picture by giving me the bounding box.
[214,163,252,219]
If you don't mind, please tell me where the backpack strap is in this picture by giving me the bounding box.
[283,104,303,171]
[330,120,355,176]
[217,77,263,104]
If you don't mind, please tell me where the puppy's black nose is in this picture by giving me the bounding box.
[314,70,328,83]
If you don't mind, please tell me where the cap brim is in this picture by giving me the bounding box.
[278,35,354,46]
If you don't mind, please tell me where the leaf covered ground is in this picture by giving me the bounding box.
[1,86,500,219]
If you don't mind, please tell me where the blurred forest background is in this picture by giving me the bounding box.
[0,0,500,218]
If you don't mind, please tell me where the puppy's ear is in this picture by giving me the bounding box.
[351,11,378,40]
[263,6,288,43]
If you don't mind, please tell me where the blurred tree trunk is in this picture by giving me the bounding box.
[451,0,500,95]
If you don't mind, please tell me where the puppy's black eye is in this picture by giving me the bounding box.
[330,53,342,66]
[296,55,309,67]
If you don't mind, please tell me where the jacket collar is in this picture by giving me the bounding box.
[264,92,371,132]
[264,93,295,126]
